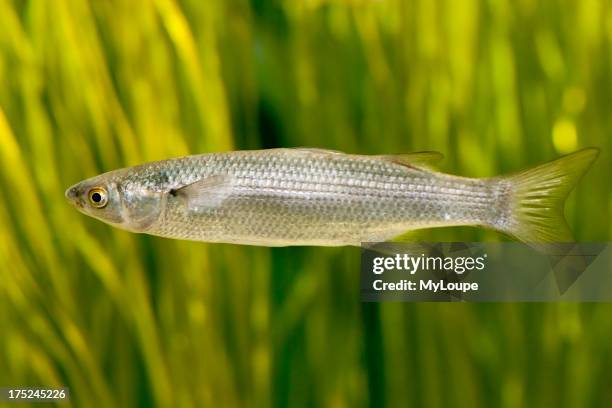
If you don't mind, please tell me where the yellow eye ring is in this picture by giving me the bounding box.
[88,187,108,208]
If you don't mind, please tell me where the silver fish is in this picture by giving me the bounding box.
[65,147,598,246]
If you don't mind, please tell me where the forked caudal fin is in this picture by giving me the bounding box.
[498,148,599,244]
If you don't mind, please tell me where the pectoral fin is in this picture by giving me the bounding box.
[172,175,233,210]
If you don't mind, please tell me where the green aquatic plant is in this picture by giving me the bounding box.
[0,0,610,406]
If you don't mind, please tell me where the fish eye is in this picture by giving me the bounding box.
[88,187,108,208]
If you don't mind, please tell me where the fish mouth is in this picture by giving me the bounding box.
[65,185,83,208]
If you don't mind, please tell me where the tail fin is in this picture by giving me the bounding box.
[498,148,599,244]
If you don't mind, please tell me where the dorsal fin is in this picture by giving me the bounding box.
[381,151,444,168]
[289,147,443,168]
[291,147,344,155]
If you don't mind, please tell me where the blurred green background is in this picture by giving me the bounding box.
[0,0,610,407]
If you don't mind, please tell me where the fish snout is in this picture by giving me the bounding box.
[65,185,83,207]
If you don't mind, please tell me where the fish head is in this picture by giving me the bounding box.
[65,169,163,233]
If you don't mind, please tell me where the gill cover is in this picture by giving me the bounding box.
[118,184,164,232]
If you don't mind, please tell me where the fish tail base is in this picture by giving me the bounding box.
[495,148,599,243]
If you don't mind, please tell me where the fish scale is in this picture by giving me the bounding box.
[66,147,599,246]
[143,150,496,245]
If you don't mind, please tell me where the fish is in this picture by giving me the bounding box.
[65,147,599,246]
